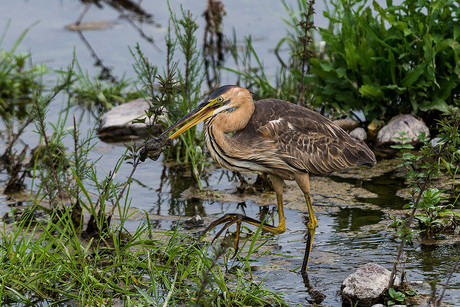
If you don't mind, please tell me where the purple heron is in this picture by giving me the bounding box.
[155,85,376,274]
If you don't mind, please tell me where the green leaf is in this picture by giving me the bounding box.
[359,85,384,100]
[401,62,427,87]
[345,41,359,70]
[420,97,449,112]
[363,102,377,115]
[389,288,397,296]
[389,49,396,84]
[454,24,460,40]
[381,84,406,92]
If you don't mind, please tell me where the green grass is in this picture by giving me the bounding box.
[0,206,288,306]
[69,64,144,118]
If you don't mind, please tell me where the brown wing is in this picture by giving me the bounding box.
[252,99,376,175]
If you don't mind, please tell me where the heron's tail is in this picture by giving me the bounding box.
[357,141,377,167]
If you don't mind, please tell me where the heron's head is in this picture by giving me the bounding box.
[160,85,252,139]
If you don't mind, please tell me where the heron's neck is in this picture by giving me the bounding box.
[203,100,254,170]
[212,99,254,134]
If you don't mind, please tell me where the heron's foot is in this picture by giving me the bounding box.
[200,213,270,258]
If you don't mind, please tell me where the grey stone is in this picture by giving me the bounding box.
[430,137,443,148]
[349,127,368,141]
[185,215,203,226]
[342,263,400,306]
[376,114,430,147]
[98,98,165,142]
[333,119,360,132]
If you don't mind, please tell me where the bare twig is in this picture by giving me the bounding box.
[202,0,226,88]
[389,139,451,288]
[297,0,316,107]
[433,256,460,306]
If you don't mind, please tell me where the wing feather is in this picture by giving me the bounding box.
[253,99,376,175]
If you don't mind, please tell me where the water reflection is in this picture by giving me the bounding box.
[409,243,460,274]
[150,164,209,218]
[74,0,153,26]
[331,208,384,232]
[331,171,407,209]
[67,0,158,80]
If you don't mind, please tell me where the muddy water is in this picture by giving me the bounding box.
[122,160,459,306]
[1,1,460,306]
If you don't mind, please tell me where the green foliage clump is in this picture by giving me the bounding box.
[69,62,143,118]
[226,0,317,105]
[0,23,48,120]
[159,5,207,187]
[0,50,47,119]
[310,0,460,125]
[391,107,460,243]
[387,287,417,306]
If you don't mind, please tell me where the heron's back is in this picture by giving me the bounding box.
[232,99,376,176]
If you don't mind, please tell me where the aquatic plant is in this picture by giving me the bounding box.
[388,106,460,305]
[130,6,207,187]
[310,0,460,126]
[69,60,144,119]
[0,57,287,306]
[0,23,51,194]
[225,0,318,106]
[0,21,48,120]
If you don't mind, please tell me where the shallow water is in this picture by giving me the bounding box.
[1,1,459,306]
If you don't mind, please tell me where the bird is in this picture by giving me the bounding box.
[156,85,376,274]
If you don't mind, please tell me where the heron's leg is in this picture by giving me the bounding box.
[267,174,287,235]
[301,192,316,273]
[295,173,317,274]
[200,174,287,254]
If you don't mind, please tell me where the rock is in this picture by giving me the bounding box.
[342,263,400,306]
[430,137,442,148]
[349,127,367,141]
[98,98,165,142]
[376,115,430,147]
[333,119,360,132]
[184,215,204,227]
[174,215,204,230]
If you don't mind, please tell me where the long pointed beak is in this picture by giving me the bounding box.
[159,101,219,140]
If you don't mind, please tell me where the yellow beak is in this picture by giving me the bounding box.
[159,101,220,140]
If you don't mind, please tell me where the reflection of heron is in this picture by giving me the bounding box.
[158,85,376,274]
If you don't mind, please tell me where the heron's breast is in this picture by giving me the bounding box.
[204,128,298,180]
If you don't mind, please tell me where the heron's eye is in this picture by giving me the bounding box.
[216,96,224,103]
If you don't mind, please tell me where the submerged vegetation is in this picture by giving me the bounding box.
[1,0,460,305]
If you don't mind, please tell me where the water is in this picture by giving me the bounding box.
[1,1,459,306]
